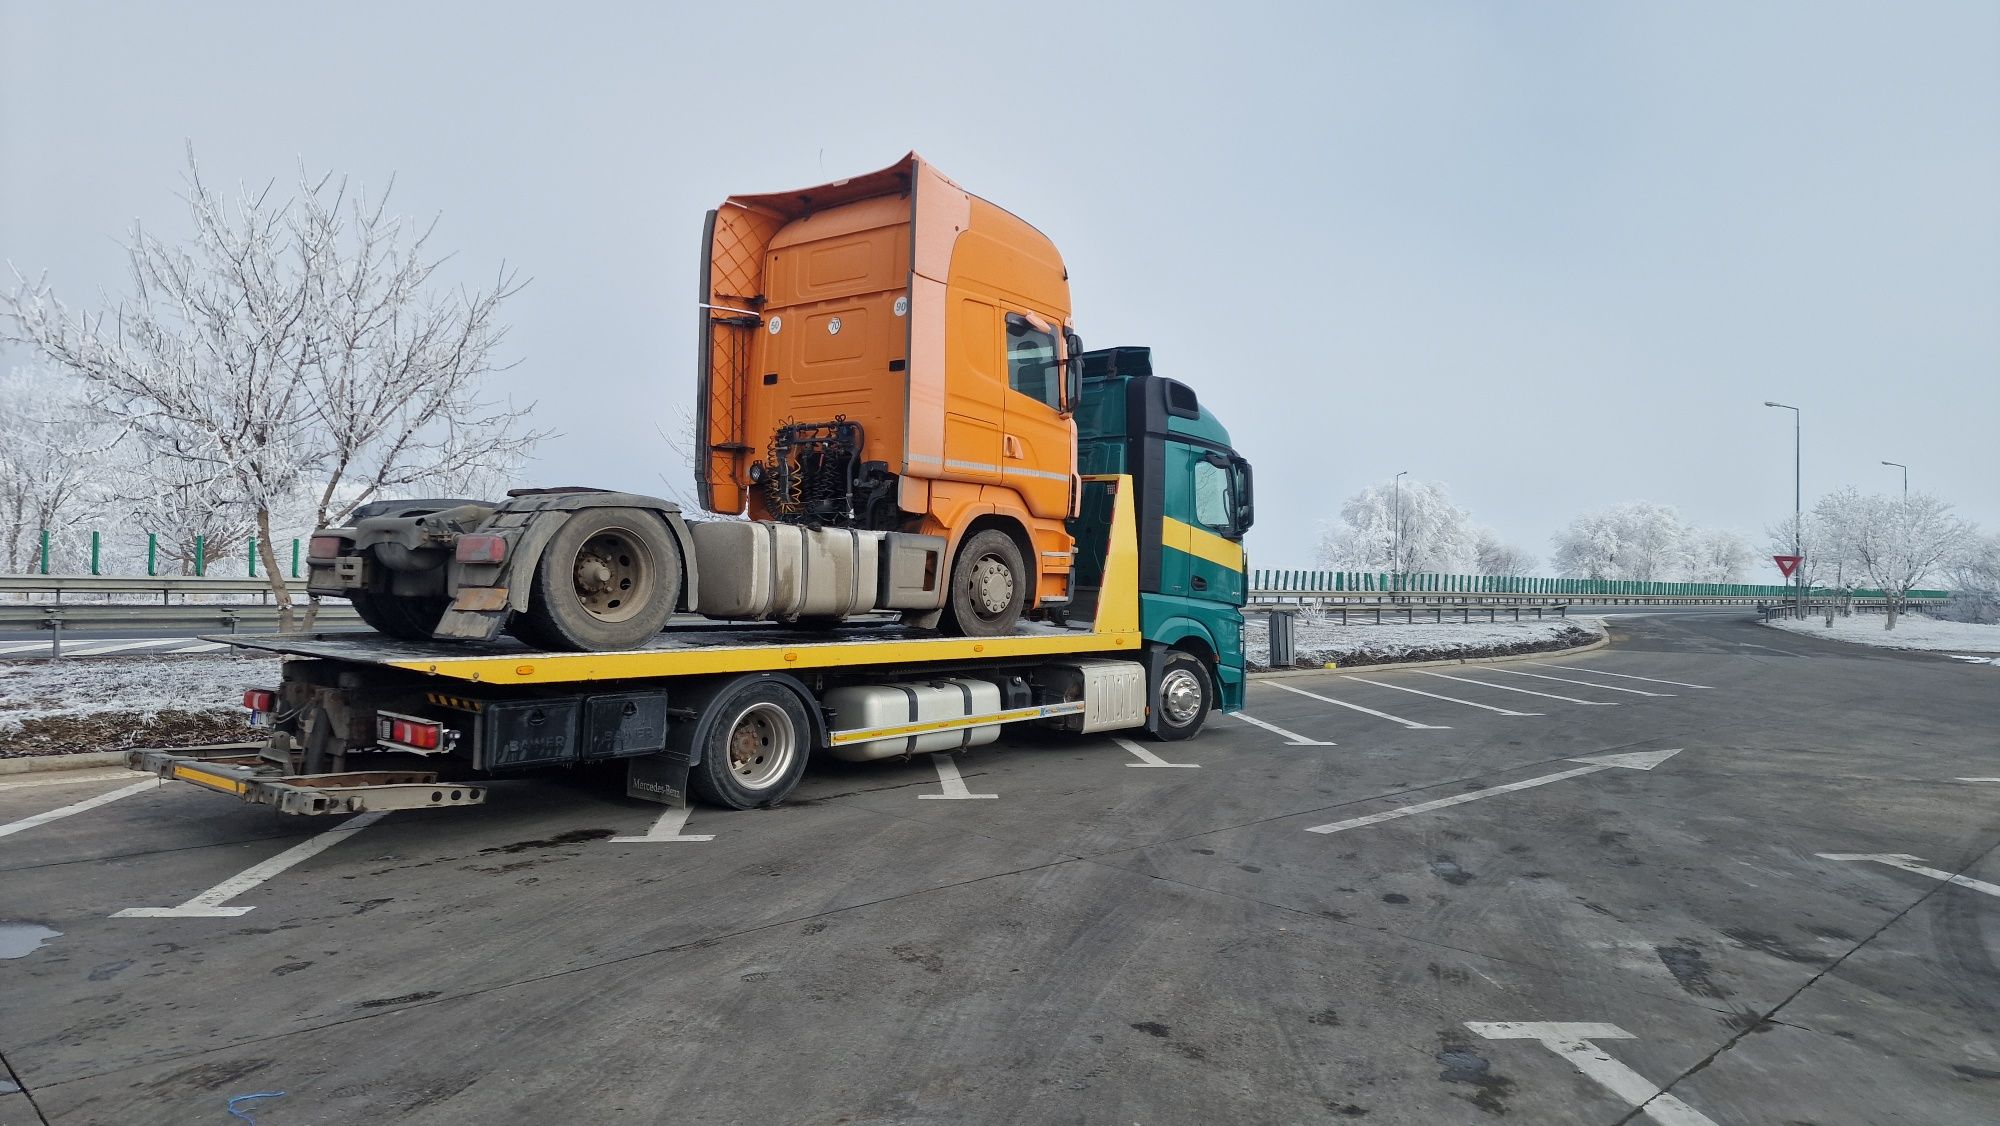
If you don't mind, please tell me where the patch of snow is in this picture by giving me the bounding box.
[1763,614,2000,655]
[1244,612,1605,671]
[0,654,281,727]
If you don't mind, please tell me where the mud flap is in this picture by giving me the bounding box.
[1139,645,1173,738]
[433,608,509,641]
[626,755,692,808]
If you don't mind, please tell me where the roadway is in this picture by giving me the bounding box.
[1,611,1995,1124]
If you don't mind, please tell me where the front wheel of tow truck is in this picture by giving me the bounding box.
[688,683,812,809]
[519,507,682,651]
[1146,651,1213,742]
[940,528,1027,637]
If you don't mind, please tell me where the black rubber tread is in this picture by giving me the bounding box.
[941,528,1028,637]
[1144,650,1213,742]
[687,682,812,810]
[519,508,682,652]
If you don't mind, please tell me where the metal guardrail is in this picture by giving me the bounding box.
[0,575,278,601]
[0,604,361,657]
[1255,603,1571,625]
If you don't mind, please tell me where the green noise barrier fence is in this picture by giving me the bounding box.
[1250,569,1948,602]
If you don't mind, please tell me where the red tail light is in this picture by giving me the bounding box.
[454,534,507,564]
[307,535,345,560]
[377,712,444,751]
[242,689,277,712]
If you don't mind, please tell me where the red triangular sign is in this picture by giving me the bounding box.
[1773,555,1802,578]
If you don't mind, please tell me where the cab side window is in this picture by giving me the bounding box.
[1005,314,1061,411]
[1193,459,1233,533]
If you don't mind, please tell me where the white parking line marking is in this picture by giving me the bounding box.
[0,641,53,654]
[611,805,714,842]
[0,779,157,839]
[918,754,998,799]
[112,811,389,918]
[1417,670,1619,706]
[1304,751,1680,834]
[61,639,177,656]
[1539,665,1715,690]
[1115,737,1199,768]
[1265,681,1450,729]
[168,641,230,654]
[1817,852,2000,899]
[1958,778,2000,783]
[1343,676,1543,716]
[1230,711,1336,746]
[1465,1022,1718,1126]
[0,768,142,792]
[1491,669,1673,697]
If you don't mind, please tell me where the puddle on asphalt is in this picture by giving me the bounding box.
[0,923,62,958]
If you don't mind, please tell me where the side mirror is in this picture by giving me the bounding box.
[1231,456,1255,534]
[1060,329,1085,415]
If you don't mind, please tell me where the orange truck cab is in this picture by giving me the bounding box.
[697,154,1080,635]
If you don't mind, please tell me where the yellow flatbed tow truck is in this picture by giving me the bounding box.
[128,472,1251,814]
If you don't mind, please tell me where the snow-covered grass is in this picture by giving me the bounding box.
[1764,614,2000,654]
[0,653,278,757]
[1244,613,1604,671]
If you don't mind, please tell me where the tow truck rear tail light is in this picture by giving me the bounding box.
[377,712,444,751]
[307,535,345,560]
[454,534,507,564]
[242,689,278,712]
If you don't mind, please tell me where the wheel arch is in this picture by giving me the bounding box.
[493,492,699,614]
[662,671,826,768]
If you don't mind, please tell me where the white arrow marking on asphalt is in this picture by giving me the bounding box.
[611,804,714,842]
[1492,668,1673,697]
[1416,670,1620,706]
[1541,665,1714,690]
[1230,711,1336,746]
[0,779,157,839]
[113,811,389,918]
[1304,750,1681,834]
[1465,1022,1717,1126]
[1115,737,1199,769]
[918,754,997,799]
[1344,675,1543,716]
[1816,853,2000,899]
[1265,681,1449,729]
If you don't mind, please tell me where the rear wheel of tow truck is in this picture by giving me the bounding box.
[688,683,811,809]
[941,528,1027,637]
[350,591,451,641]
[1146,651,1213,742]
[521,508,681,651]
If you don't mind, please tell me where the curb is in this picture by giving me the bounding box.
[0,750,130,775]
[1247,628,1612,681]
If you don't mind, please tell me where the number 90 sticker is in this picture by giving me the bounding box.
[893,296,909,317]
[827,317,842,335]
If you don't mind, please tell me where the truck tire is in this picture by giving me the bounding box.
[350,591,451,641]
[941,529,1026,637]
[688,682,811,809]
[1146,651,1212,741]
[520,508,682,651]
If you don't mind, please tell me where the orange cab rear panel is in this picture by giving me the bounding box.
[697,154,1079,606]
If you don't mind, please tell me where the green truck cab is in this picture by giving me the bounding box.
[1073,346,1256,711]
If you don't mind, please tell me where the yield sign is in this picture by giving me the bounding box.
[1773,555,1802,578]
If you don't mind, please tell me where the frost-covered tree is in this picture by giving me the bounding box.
[1943,532,2000,624]
[1551,502,1692,581]
[0,368,119,573]
[1473,527,1536,576]
[4,148,542,627]
[1766,512,1840,590]
[1315,478,1477,577]
[1682,529,1751,583]
[1813,487,1970,629]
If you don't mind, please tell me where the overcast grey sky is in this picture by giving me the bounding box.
[4,1,1994,579]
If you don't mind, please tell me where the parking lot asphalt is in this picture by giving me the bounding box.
[1,611,1996,1125]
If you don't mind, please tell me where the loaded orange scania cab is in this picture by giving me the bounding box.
[696,153,1082,636]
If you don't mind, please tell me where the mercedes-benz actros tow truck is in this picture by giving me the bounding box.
[127,160,1254,814]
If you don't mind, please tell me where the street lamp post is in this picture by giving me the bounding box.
[1880,460,1907,501]
[1392,470,1408,593]
[1764,402,1802,616]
